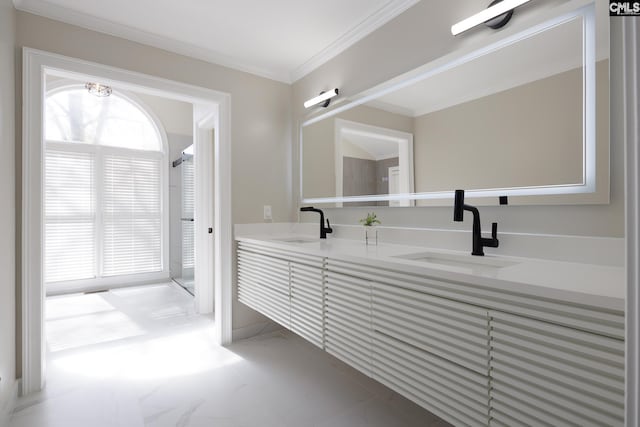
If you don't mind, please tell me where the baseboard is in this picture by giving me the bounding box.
[0,379,19,427]
[232,320,283,341]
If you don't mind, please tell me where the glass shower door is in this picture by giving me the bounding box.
[174,147,195,294]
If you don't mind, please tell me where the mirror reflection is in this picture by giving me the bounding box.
[301,10,608,206]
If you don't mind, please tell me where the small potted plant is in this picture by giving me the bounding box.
[359,212,381,245]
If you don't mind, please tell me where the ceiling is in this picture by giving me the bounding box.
[13,0,419,83]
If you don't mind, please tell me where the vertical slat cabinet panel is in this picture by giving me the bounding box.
[371,281,491,426]
[489,311,625,427]
[290,261,325,349]
[325,270,373,376]
[237,247,291,328]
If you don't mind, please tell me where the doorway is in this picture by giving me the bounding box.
[22,48,233,395]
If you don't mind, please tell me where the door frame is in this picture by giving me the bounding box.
[21,48,233,395]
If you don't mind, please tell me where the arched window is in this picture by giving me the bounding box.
[44,85,167,286]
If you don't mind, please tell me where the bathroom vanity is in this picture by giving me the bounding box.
[265,1,621,424]
[235,233,624,427]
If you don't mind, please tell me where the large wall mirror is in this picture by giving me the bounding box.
[300,3,609,207]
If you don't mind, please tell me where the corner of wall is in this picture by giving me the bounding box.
[0,0,18,418]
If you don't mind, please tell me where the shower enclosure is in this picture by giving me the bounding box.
[172,144,195,294]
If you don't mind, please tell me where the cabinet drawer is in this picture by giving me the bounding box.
[238,240,325,269]
[489,311,624,427]
[372,282,490,375]
[373,332,490,427]
[237,250,289,296]
[329,259,624,339]
[237,248,291,327]
[325,271,372,376]
[238,276,290,328]
[290,263,324,348]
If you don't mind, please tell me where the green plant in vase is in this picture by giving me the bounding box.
[359,213,380,245]
[359,212,381,227]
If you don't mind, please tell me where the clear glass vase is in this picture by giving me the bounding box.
[364,227,378,246]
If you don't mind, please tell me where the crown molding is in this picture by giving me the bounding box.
[289,0,420,82]
[12,0,292,83]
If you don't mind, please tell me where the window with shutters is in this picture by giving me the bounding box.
[44,85,167,287]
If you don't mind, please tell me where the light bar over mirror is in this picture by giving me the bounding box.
[451,0,532,36]
[304,88,339,109]
[299,3,609,208]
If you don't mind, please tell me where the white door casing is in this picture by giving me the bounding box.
[22,48,233,395]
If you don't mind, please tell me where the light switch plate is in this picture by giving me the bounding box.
[263,205,272,221]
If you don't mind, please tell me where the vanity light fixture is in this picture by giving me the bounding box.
[304,88,339,109]
[451,0,531,36]
[85,82,112,97]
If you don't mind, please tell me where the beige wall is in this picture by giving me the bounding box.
[293,0,624,238]
[14,10,294,375]
[413,65,585,193]
[0,0,16,416]
[134,92,194,137]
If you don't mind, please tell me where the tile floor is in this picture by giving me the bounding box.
[9,283,449,427]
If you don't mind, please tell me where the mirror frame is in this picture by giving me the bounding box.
[300,3,600,206]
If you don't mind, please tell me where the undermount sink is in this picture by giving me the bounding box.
[393,250,519,270]
[270,236,318,244]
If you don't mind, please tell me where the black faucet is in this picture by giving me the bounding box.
[453,189,499,256]
[300,206,333,239]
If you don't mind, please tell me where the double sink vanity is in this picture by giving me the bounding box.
[237,1,621,425]
[236,225,624,426]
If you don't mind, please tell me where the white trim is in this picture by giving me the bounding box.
[22,47,233,395]
[45,272,170,296]
[623,16,640,427]
[213,98,233,346]
[193,108,215,315]
[301,4,600,205]
[12,0,419,84]
[290,0,420,82]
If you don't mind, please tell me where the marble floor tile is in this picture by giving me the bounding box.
[9,282,450,427]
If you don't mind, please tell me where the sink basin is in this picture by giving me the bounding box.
[393,250,519,270]
[270,236,318,244]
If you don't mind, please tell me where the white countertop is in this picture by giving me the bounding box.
[236,233,625,312]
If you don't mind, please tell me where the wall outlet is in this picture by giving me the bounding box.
[263,205,272,221]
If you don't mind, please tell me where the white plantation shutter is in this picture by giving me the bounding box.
[45,150,96,283]
[103,154,163,276]
[44,86,167,288]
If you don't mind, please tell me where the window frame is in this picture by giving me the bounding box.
[44,82,170,294]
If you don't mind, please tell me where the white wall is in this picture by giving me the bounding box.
[293,0,624,238]
[14,10,293,374]
[0,0,16,421]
